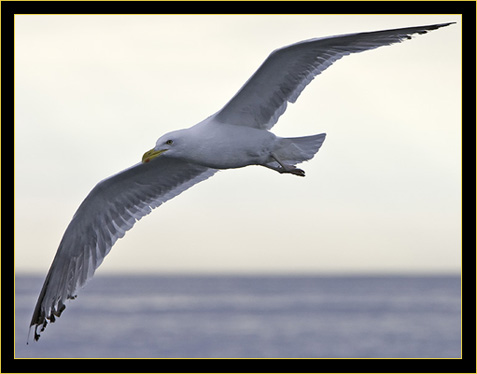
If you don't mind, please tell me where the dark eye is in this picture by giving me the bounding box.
[165,140,173,145]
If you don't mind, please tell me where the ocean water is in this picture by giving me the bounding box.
[15,275,461,358]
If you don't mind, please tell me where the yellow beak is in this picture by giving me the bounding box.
[142,148,167,163]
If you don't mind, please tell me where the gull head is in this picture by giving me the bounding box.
[142,130,187,163]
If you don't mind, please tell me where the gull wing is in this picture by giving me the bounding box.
[215,22,454,130]
[30,157,217,341]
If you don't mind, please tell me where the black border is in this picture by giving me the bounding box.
[1,0,476,14]
[4,1,476,373]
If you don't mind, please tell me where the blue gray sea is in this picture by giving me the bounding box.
[15,275,461,358]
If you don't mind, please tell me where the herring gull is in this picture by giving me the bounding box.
[29,22,454,341]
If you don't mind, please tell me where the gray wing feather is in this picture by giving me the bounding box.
[30,157,217,340]
[215,22,454,130]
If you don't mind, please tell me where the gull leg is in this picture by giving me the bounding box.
[266,154,305,177]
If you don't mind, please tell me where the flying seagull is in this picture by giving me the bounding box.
[29,22,454,341]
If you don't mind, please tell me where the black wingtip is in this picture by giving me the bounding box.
[432,22,456,29]
[411,22,456,35]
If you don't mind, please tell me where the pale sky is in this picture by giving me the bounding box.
[14,15,461,275]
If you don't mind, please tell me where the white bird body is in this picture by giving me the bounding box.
[157,119,279,169]
[29,22,454,341]
[153,117,317,170]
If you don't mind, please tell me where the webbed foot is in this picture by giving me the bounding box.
[266,154,306,177]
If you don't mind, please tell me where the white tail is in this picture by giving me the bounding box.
[275,133,326,165]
